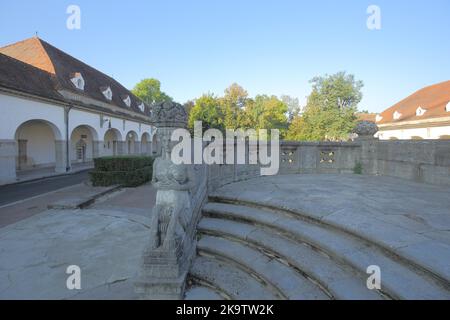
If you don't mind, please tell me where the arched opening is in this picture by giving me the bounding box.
[14,119,62,174]
[439,135,450,140]
[70,125,99,165]
[126,131,138,155]
[141,132,150,155]
[103,128,122,156]
[151,134,159,156]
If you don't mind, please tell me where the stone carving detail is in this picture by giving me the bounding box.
[281,148,295,165]
[150,101,188,128]
[149,136,194,251]
[320,150,335,164]
[354,121,379,137]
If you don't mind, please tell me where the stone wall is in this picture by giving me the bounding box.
[366,140,450,186]
[206,139,450,191]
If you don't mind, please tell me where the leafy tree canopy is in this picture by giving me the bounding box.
[132,78,172,106]
[286,72,363,141]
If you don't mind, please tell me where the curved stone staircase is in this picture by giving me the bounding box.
[185,198,450,300]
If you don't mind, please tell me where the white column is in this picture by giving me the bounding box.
[55,140,69,173]
[0,140,17,184]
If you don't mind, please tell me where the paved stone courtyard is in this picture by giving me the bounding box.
[0,175,449,299]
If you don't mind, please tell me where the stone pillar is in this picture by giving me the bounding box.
[354,121,379,175]
[147,142,152,156]
[134,142,141,155]
[135,101,194,300]
[92,140,102,159]
[117,141,125,155]
[0,140,17,184]
[55,140,69,173]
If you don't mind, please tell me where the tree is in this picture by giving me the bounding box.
[220,83,248,130]
[281,95,302,122]
[243,95,288,137]
[287,72,363,141]
[188,93,224,133]
[132,78,172,106]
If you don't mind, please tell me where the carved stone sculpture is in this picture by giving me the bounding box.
[135,101,197,300]
[354,121,379,138]
[149,135,194,251]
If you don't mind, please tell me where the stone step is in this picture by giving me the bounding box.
[209,194,450,288]
[188,255,280,300]
[184,285,225,300]
[203,202,450,300]
[197,235,330,300]
[198,218,383,300]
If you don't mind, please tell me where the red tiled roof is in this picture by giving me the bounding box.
[0,37,149,115]
[377,80,450,125]
[0,53,64,102]
[356,113,377,123]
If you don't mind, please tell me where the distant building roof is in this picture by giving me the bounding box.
[377,80,450,125]
[356,112,377,123]
[0,37,149,116]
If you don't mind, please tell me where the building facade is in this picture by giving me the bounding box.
[376,80,450,140]
[0,37,158,185]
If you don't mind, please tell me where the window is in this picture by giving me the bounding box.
[393,111,402,120]
[138,103,145,112]
[375,114,383,122]
[123,95,131,107]
[416,107,427,116]
[446,101,450,112]
[101,86,113,100]
[70,73,85,90]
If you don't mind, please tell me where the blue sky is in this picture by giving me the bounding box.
[1,0,449,113]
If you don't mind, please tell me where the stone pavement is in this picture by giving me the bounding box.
[0,183,155,300]
[0,183,118,228]
[0,209,150,299]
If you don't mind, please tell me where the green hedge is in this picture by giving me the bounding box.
[90,156,154,187]
[93,156,154,172]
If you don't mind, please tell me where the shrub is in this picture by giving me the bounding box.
[90,156,154,187]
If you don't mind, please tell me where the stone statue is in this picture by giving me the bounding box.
[149,133,194,251]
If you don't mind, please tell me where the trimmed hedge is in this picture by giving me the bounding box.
[90,156,154,187]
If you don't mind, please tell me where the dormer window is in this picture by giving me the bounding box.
[446,101,450,112]
[122,95,131,107]
[393,111,402,120]
[416,106,427,116]
[138,103,145,112]
[375,114,383,122]
[70,73,85,91]
[101,86,113,101]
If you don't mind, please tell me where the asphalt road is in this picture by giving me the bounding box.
[0,170,91,207]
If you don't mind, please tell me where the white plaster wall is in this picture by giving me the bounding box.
[69,109,100,140]
[0,94,65,139]
[15,121,56,167]
[378,125,450,140]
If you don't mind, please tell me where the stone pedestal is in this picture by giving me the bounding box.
[0,140,17,184]
[354,121,379,175]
